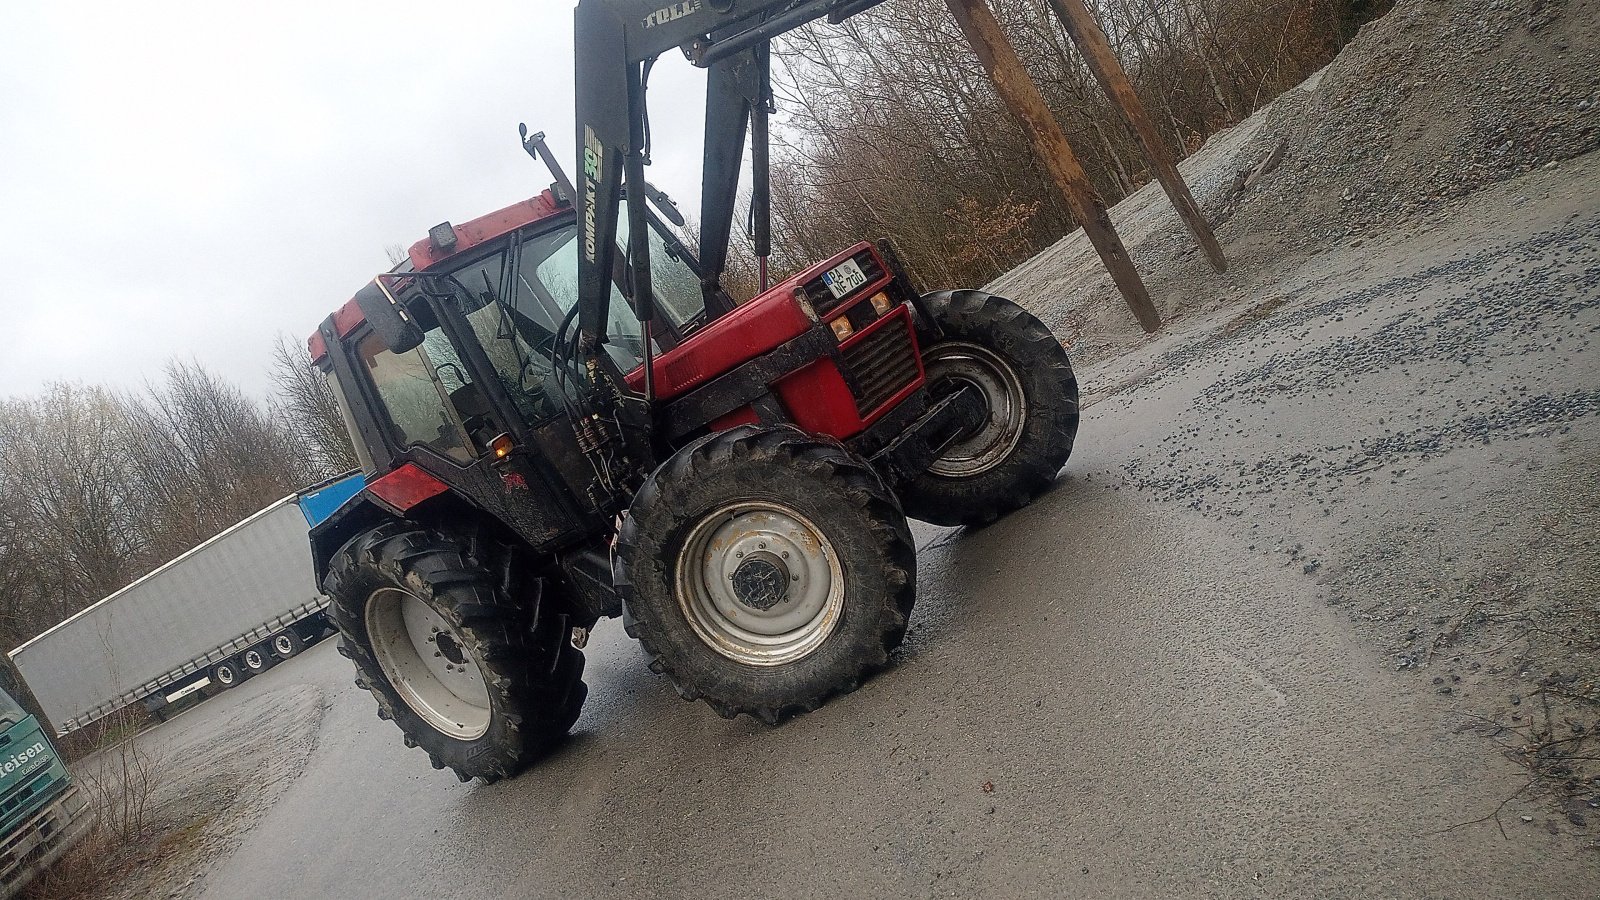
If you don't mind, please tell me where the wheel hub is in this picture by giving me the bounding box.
[433,630,467,666]
[676,501,846,666]
[365,587,492,740]
[924,341,1028,478]
[730,552,791,611]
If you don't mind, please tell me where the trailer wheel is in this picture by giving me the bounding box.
[324,525,586,783]
[242,646,273,674]
[898,290,1079,526]
[616,425,916,724]
[271,629,305,659]
[212,660,241,689]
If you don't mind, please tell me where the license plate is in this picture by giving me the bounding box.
[822,258,868,299]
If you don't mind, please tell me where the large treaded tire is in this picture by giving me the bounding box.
[615,425,917,725]
[898,290,1079,527]
[324,524,586,783]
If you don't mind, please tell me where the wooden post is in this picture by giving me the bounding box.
[943,0,1161,333]
[1046,0,1227,273]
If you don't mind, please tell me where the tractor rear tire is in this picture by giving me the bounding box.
[898,290,1079,527]
[616,425,917,724]
[324,524,587,783]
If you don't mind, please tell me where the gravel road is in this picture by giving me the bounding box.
[98,148,1597,898]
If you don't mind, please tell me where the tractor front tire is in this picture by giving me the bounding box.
[899,290,1079,527]
[616,425,917,724]
[324,524,587,783]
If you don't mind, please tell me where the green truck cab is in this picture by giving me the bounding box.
[0,690,91,898]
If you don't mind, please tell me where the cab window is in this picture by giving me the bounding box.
[612,214,706,329]
[356,331,475,464]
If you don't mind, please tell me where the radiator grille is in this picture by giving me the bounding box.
[841,318,919,415]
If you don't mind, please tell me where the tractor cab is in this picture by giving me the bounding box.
[310,186,952,555]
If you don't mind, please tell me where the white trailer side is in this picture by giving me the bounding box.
[8,497,327,734]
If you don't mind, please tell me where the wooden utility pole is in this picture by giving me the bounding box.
[943,0,1162,333]
[1045,0,1226,273]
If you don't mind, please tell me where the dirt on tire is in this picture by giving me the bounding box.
[616,425,917,724]
[898,289,1079,527]
[324,524,586,783]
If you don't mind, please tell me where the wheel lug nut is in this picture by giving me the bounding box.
[758,542,766,549]
[736,551,744,558]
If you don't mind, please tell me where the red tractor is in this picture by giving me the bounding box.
[307,0,1078,782]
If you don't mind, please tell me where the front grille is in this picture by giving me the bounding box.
[804,248,887,316]
[841,317,919,415]
[0,768,57,835]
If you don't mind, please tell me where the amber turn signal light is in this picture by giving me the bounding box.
[829,317,854,342]
[869,291,894,315]
[489,433,515,459]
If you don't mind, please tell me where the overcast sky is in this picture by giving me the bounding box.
[0,1,710,400]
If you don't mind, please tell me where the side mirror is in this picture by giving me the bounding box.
[355,278,424,354]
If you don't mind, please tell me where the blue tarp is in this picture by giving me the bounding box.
[296,473,366,528]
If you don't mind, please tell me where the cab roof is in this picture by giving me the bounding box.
[309,189,570,364]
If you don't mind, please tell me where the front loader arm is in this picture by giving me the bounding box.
[572,3,632,354]
[572,0,887,351]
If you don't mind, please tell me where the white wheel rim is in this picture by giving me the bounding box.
[924,341,1028,478]
[675,501,845,667]
[217,666,235,685]
[245,650,266,670]
[273,634,295,656]
[364,587,492,740]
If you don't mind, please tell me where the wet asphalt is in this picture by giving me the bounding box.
[168,167,1600,899]
[185,480,1589,899]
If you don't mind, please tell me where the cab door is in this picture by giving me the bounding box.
[345,316,595,552]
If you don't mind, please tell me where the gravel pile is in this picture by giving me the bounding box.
[992,0,1600,369]
[1038,0,1600,830]
[1235,0,1600,248]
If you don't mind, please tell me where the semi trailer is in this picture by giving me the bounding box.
[8,474,363,735]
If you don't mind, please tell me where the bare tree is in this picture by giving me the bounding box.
[0,362,321,652]
[762,0,1388,290]
[116,360,312,558]
[270,332,360,479]
[0,385,143,643]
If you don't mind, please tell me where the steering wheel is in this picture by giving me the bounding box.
[519,358,552,394]
[435,361,470,388]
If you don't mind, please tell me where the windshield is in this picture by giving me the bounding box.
[0,689,30,729]
[430,221,703,421]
